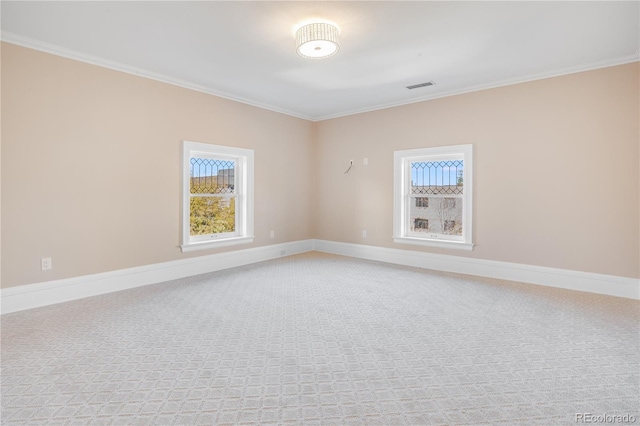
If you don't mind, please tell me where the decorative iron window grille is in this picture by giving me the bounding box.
[411,160,464,195]
[190,158,236,194]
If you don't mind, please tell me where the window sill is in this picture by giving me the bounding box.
[393,237,474,251]
[181,236,254,253]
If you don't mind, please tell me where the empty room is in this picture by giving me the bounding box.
[1,1,638,425]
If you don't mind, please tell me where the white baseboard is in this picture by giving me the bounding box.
[3,238,637,315]
[312,240,640,300]
[1,240,314,314]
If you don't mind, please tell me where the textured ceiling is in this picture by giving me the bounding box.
[2,1,639,121]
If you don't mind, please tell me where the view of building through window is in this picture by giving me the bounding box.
[409,160,464,236]
[189,157,236,236]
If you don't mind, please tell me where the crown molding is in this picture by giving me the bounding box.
[2,31,637,123]
[314,55,640,121]
[0,31,314,122]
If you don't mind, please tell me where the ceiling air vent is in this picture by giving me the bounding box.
[406,81,435,90]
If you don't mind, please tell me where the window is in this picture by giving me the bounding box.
[444,198,456,209]
[443,220,456,233]
[394,144,473,250]
[414,218,429,230]
[415,197,429,208]
[182,141,254,252]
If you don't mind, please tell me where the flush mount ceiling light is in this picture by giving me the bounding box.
[295,22,340,59]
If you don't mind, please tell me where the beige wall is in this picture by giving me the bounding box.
[2,43,638,289]
[313,62,640,279]
[1,43,314,287]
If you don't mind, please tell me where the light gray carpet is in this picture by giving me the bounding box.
[1,252,638,425]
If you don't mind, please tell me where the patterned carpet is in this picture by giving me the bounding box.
[1,252,638,425]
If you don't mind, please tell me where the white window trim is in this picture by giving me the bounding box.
[393,144,474,251]
[181,141,254,252]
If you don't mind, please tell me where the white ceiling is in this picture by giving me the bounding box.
[2,1,639,121]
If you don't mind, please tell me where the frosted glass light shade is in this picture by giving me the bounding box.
[296,22,339,59]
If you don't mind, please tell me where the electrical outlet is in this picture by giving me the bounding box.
[41,258,52,271]
[270,230,275,238]
[363,157,368,165]
[362,230,367,238]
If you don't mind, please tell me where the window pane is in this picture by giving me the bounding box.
[190,196,235,235]
[415,197,429,208]
[410,197,462,235]
[411,160,463,195]
[190,157,236,194]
